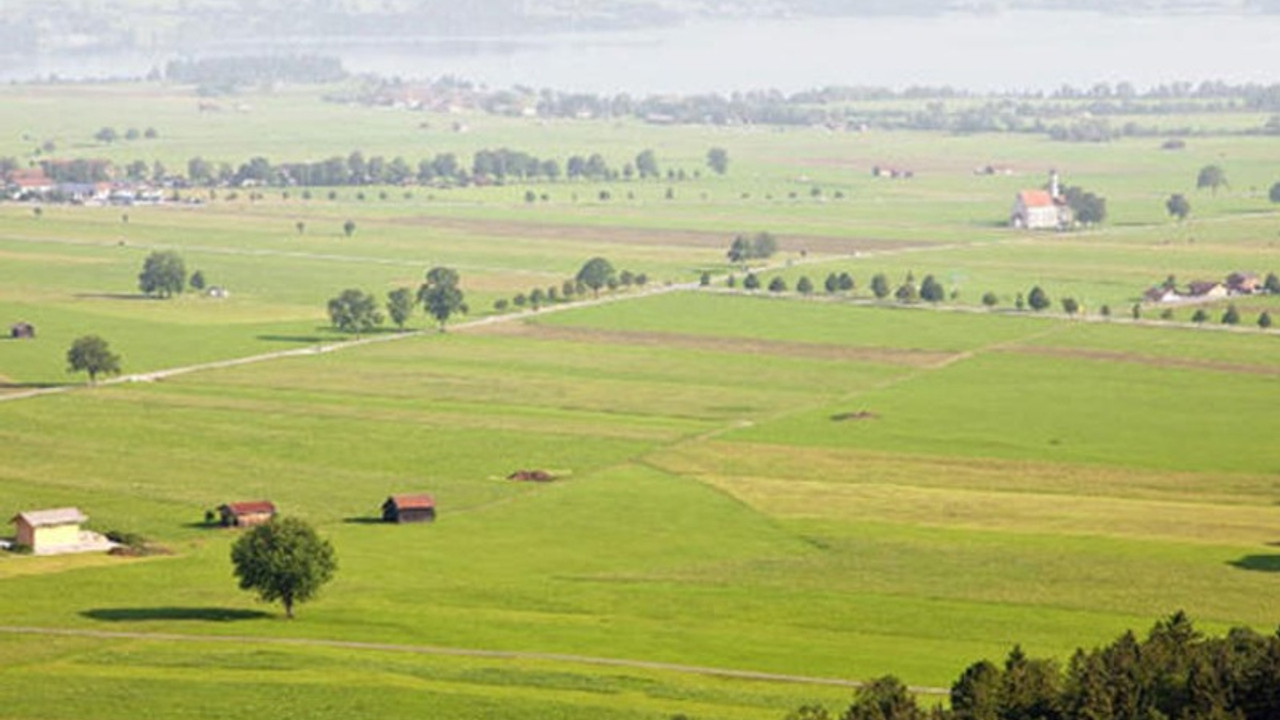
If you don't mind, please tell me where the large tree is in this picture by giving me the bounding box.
[417,266,466,331]
[66,335,121,384]
[576,257,616,298]
[635,149,659,179]
[327,288,383,334]
[230,517,336,619]
[706,147,729,175]
[138,250,186,298]
[1197,165,1227,195]
[1027,285,1051,311]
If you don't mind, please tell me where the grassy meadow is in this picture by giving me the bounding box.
[1,82,1279,719]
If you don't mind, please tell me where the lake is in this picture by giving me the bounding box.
[7,11,1280,94]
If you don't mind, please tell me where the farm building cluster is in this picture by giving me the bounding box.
[3,166,168,205]
[1143,272,1270,304]
[9,474,567,555]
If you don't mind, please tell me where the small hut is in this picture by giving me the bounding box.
[218,501,276,527]
[382,494,436,524]
[9,507,110,555]
[9,322,34,339]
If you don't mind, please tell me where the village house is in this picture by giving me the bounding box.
[1226,272,1261,295]
[9,507,112,555]
[5,169,55,197]
[10,322,35,339]
[382,494,436,524]
[1010,171,1073,230]
[1187,281,1229,300]
[218,501,277,527]
[1143,287,1181,304]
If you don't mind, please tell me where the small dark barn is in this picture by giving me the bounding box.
[382,494,436,524]
[10,322,35,339]
[218,500,277,527]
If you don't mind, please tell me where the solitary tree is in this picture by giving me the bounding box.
[296,220,306,235]
[706,147,729,175]
[768,276,788,293]
[575,257,616,297]
[230,517,336,619]
[327,288,383,334]
[982,291,999,309]
[386,287,414,330]
[417,266,466,331]
[824,273,839,293]
[743,273,761,291]
[95,127,119,143]
[842,676,925,720]
[919,275,946,303]
[138,250,186,298]
[1270,182,1280,204]
[189,270,206,291]
[342,219,356,237]
[699,272,711,287]
[796,276,814,294]
[1061,297,1080,316]
[1166,193,1191,221]
[1196,165,1227,195]
[837,272,855,292]
[871,273,891,300]
[1027,286,1051,311]
[1264,272,1280,294]
[1192,308,1210,323]
[66,335,121,384]
[1221,304,1240,325]
[635,149,659,179]
[1259,311,1273,329]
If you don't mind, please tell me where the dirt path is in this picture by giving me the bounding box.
[0,625,948,695]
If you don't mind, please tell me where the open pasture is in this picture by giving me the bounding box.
[1,83,1279,719]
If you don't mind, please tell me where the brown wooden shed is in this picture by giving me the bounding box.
[218,501,276,527]
[9,322,34,339]
[382,494,436,524]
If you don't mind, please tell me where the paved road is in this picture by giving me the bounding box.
[0,625,948,695]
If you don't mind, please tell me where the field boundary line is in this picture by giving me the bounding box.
[0,625,948,695]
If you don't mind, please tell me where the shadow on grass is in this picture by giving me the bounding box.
[82,607,271,622]
[342,516,386,525]
[73,293,162,301]
[0,382,64,389]
[1228,555,1280,573]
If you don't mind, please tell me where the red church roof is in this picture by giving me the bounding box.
[1018,190,1055,208]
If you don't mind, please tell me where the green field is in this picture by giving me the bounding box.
[1,82,1279,719]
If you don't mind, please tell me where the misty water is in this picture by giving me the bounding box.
[9,11,1280,93]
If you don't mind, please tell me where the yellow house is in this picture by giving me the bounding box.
[10,508,90,554]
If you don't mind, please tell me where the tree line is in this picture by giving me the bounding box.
[181,147,719,188]
[789,612,1280,720]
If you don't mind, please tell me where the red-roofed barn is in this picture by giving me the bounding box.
[218,501,276,527]
[382,494,436,524]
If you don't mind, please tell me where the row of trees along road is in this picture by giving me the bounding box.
[791,612,1280,720]
[182,147,728,188]
[327,266,467,334]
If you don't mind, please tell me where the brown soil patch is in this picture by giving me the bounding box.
[469,322,959,367]
[1005,345,1280,376]
[388,215,929,255]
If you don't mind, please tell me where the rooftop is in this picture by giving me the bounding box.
[12,507,88,527]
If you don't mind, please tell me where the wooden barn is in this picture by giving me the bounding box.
[10,507,93,554]
[10,322,34,339]
[218,501,276,527]
[382,494,436,524]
